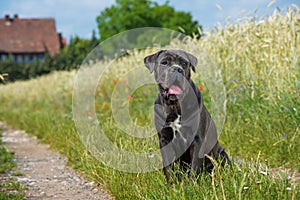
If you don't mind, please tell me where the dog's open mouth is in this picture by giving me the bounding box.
[168,85,183,95]
[162,85,183,101]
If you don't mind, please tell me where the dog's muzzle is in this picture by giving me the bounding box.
[170,66,184,74]
[160,66,186,101]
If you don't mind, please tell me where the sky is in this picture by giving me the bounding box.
[0,0,299,42]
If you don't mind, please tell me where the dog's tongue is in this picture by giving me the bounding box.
[168,85,182,95]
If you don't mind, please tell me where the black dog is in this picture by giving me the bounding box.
[144,50,231,182]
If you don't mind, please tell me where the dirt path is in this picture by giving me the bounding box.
[0,122,114,200]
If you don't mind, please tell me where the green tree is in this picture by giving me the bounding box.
[96,0,201,42]
[89,30,99,50]
[54,36,96,70]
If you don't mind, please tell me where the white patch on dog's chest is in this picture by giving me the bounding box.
[168,115,187,143]
[170,115,181,133]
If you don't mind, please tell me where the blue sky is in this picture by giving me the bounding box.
[0,0,299,42]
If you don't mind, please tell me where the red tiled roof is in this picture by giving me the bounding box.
[0,39,46,53]
[0,15,61,56]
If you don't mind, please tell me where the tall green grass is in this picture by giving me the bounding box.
[0,6,299,199]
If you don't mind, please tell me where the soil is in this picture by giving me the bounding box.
[0,122,114,200]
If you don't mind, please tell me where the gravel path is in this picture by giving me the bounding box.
[0,122,114,200]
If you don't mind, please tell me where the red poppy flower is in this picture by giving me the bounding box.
[128,95,133,101]
[199,85,203,92]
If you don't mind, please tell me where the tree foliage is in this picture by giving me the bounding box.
[96,0,201,42]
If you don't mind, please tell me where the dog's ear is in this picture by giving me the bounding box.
[144,50,165,73]
[176,50,198,72]
[185,52,198,73]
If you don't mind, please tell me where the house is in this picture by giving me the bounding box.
[0,14,66,63]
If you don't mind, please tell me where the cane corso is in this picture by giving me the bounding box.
[144,49,231,182]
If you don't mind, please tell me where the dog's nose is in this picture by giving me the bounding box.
[172,66,184,74]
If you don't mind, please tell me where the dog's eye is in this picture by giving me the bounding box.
[181,61,188,66]
[161,60,168,65]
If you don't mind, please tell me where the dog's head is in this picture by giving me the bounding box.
[144,49,198,102]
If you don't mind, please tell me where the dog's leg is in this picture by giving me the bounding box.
[217,146,232,168]
[161,143,182,183]
[190,139,204,180]
[161,148,172,183]
[159,131,176,183]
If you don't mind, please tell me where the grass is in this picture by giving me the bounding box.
[0,5,299,200]
[0,130,26,199]
[0,143,15,173]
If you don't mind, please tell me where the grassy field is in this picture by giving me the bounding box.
[0,6,299,199]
